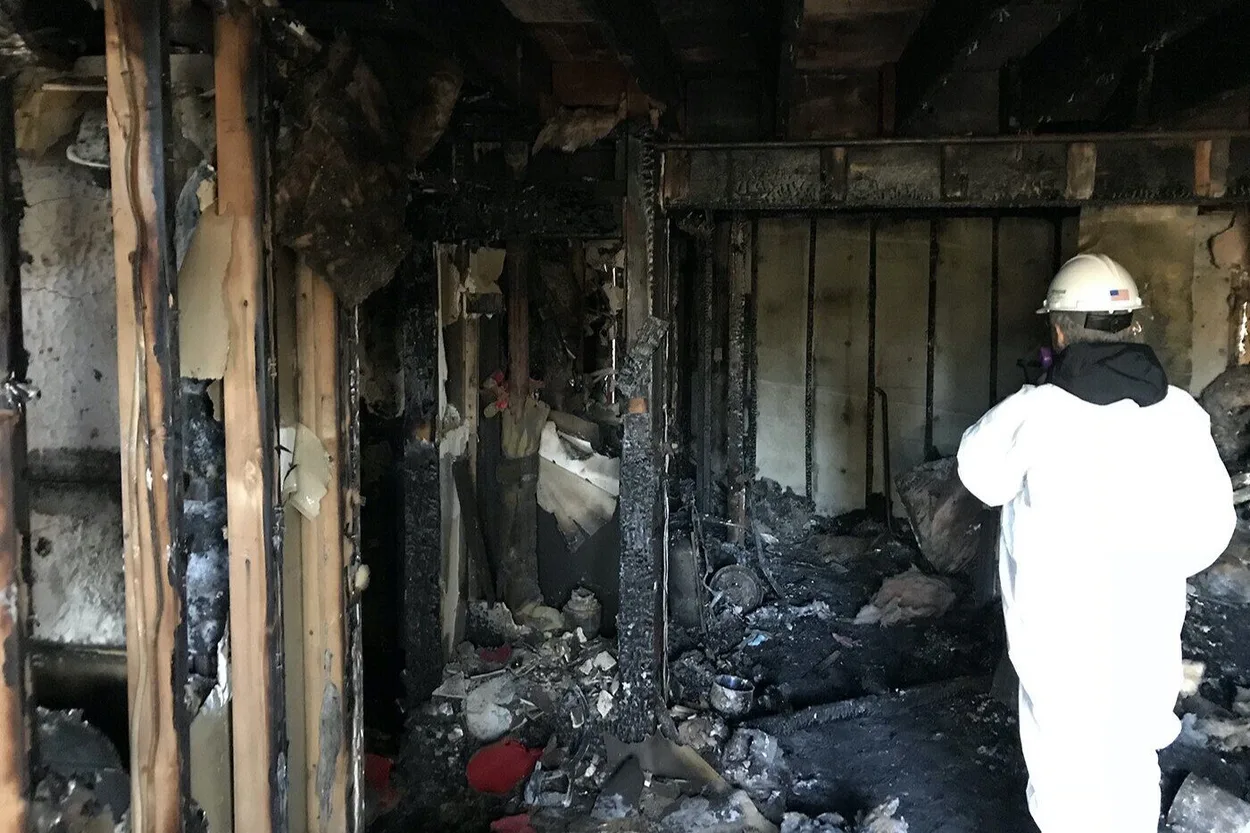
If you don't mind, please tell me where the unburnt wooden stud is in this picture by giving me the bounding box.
[216,8,286,833]
[0,78,29,833]
[296,263,349,832]
[104,0,189,831]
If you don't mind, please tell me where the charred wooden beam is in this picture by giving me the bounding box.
[295,263,349,832]
[615,135,663,743]
[1017,0,1241,126]
[725,215,750,542]
[411,180,619,242]
[895,0,1077,133]
[103,1,188,830]
[774,0,804,138]
[661,133,1250,209]
[410,0,551,122]
[0,77,28,833]
[340,304,366,833]
[1144,3,1250,126]
[583,0,680,108]
[216,9,286,833]
[400,247,442,704]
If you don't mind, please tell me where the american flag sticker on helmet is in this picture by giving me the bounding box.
[1110,289,1126,298]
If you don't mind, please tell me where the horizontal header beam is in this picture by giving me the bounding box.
[661,134,1250,210]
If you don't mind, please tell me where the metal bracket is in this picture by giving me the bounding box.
[1,376,38,411]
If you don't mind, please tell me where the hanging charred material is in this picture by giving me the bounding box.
[0,76,28,832]
[216,9,286,833]
[400,247,442,704]
[103,0,189,830]
[274,34,412,306]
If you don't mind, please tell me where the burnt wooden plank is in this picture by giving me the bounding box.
[104,1,189,831]
[942,142,1068,203]
[401,247,443,704]
[1018,0,1241,125]
[895,0,1076,133]
[582,0,681,108]
[411,180,618,241]
[615,136,661,742]
[662,135,1250,208]
[1092,140,1194,201]
[216,9,286,833]
[0,78,28,833]
[847,145,941,204]
[1228,138,1250,197]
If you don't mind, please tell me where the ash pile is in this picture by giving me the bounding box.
[371,590,909,833]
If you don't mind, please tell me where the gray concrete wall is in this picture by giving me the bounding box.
[20,157,125,648]
[753,215,1061,517]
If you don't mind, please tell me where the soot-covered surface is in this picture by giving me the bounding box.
[761,688,1035,833]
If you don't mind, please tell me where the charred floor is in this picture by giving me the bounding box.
[4,1,1250,833]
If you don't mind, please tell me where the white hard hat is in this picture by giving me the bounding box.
[1036,253,1143,314]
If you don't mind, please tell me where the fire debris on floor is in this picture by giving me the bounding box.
[369,400,1250,833]
[370,468,1025,833]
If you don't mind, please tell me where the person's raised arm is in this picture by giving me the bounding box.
[957,388,1035,508]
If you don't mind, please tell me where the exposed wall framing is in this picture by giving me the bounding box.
[737,213,1063,515]
[296,263,349,832]
[216,9,286,832]
[104,1,189,830]
[0,78,29,832]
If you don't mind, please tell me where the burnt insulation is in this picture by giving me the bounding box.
[182,379,228,698]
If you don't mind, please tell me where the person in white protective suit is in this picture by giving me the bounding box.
[957,253,1236,833]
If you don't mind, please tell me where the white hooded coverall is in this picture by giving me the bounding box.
[957,380,1235,833]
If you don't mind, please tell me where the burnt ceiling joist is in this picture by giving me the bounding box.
[282,0,552,122]
[894,0,1077,133]
[0,0,102,75]
[408,0,552,122]
[774,0,804,138]
[1017,0,1242,126]
[581,0,680,108]
[1143,2,1250,126]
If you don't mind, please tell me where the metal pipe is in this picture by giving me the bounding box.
[804,216,817,499]
[924,220,938,458]
[864,219,878,501]
[659,128,1250,150]
[989,216,1001,406]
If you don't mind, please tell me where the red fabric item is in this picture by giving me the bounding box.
[491,814,536,833]
[364,753,398,809]
[466,739,543,795]
[478,644,514,664]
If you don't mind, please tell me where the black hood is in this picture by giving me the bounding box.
[1047,342,1168,406]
